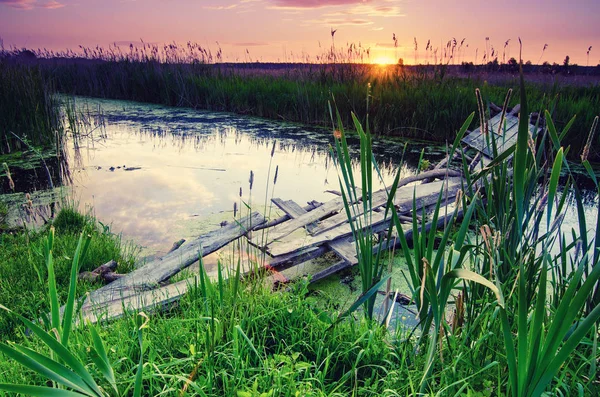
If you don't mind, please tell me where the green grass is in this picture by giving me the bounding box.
[0,206,136,338]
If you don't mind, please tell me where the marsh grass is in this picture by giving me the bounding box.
[3,46,596,159]
[0,61,63,155]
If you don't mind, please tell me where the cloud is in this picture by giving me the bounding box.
[0,0,65,9]
[39,0,64,8]
[0,0,36,9]
[273,0,402,27]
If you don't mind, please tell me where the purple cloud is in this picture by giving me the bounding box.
[0,0,36,9]
[40,0,65,8]
[0,0,64,9]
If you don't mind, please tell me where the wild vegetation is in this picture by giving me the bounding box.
[0,66,599,395]
[2,44,600,160]
[0,60,63,155]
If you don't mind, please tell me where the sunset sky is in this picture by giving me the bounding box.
[1,0,599,65]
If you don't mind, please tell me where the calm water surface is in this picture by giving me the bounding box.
[65,97,443,256]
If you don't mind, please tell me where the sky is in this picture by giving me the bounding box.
[0,0,599,65]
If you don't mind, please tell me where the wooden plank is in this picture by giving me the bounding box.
[328,237,357,265]
[462,114,518,155]
[268,178,461,257]
[308,208,464,284]
[272,198,319,234]
[77,278,192,325]
[268,245,328,270]
[272,199,358,266]
[251,194,350,247]
[462,114,540,158]
[79,212,266,311]
[311,178,461,236]
[268,209,388,257]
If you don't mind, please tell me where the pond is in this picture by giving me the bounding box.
[54,97,446,257]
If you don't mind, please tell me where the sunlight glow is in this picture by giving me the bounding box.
[371,56,397,66]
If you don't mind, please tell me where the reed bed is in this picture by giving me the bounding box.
[3,43,599,160]
[0,60,63,155]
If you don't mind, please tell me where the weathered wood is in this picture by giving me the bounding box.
[311,178,461,237]
[79,212,265,312]
[268,208,389,257]
[268,246,328,270]
[308,208,464,284]
[167,239,186,254]
[271,198,319,234]
[253,201,321,231]
[78,260,122,284]
[271,199,358,266]
[462,113,539,158]
[77,278,192,324]
[328,237,357,265]
[252,194,350,247]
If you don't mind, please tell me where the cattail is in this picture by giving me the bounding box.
[249,170,254,190]
[270,140,276,157]
[475,88,487,135]
[581,116,598,162]
[454,189,463,212]
[2,163,14,191]
[273,165,279,185]
[528,131,536,158]
[239,187,242,197]
[233,202,238,218]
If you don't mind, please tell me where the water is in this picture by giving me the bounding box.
[2,96,599,325]
[56,97,443,257]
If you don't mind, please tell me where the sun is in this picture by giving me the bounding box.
[371,56,397,66]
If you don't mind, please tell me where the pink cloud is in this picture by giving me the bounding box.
[39,0,65,8]
[0,0,36,9]
[0,0,65,9]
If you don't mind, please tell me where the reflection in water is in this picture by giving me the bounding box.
[63,98,441,256]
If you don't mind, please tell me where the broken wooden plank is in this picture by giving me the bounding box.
[311,178,461,236]
[79,212,266,311]
[268,245,328,271]
[267,209,389,257]
[253,201,322,231]
[251,194,350,247]
[272,198,319,234]
[77,278,192,325]
[328,237,357,265]
[308,208,464,284]
[271,199,359,266]
[462,113,540,158]
[268,177,462,257]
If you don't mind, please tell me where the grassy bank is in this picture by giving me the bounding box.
[0,207,136,338]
